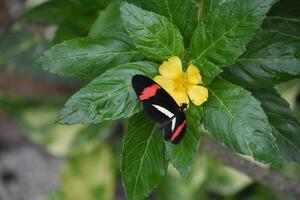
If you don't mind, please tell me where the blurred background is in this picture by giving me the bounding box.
[0,0,300,199]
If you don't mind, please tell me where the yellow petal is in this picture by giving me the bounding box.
[187,85,208,106]
[159,56,183,79]
[186,64,202,84]
[170,90,189,106]
[153,75,173,91]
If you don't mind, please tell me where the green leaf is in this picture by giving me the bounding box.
[89,1,124,37]
[203,78,280,165]
[120,2,185,61]
[191,0,277,68]
[222,30,300,89]
[58,61,158,124]
[252,89,300,162]
[23,0,97,40]
[267,0,300,18]
[69,0,111,12]
[166,105,202,178]
[52,25,83,43]
[263,0,300,38]
[264,18,300,38]
[23,0,76,24]
[122,113,167,200]
[37,33,142,80]
[126,0,198,46]
[62,144,115,200]
[193,59,223,85]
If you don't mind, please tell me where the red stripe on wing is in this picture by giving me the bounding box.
[170,120,186,142]
[139,84,161,100]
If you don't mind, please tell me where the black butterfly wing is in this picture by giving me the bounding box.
[163,110,186,144]
[132,74,187,144]
[132,74,179,122]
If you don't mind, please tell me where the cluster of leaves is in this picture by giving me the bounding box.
[27,0,300,199]
[2,95,294,200]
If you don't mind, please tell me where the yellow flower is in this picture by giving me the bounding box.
[154,56,208,106]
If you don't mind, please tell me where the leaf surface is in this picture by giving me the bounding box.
[166,105,202,178]
[69,0,110,12]
[252,89,300,162]
[24,0,78,24]
[37,33,142,80]
[58,61,158,124]
[120,2,185,61]
[89,1,124,37]
[122,113,167,200]
[191,0,277,69]
[263,0,300,38]
[223,30,300,89]
[127,0,198,46]
[23,0,97,41]
[203,78,280,165]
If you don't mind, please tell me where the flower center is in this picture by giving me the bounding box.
[173,73,187,92]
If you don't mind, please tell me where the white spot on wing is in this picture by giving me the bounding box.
[171,118,176,131]
[152,104,174,118]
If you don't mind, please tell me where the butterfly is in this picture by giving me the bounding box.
[132,74,187,144]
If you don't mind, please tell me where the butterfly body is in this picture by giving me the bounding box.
[132,74,187,144]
